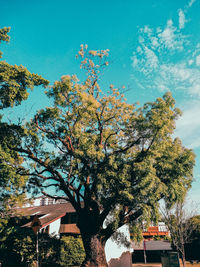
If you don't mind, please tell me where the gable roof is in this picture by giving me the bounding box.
[15,202,76,229]
[132,240,172,251]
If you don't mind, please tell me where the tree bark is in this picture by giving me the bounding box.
[181,244,186,267]
[80,234,108,267]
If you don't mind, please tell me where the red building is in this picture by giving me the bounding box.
[143,224,169,239]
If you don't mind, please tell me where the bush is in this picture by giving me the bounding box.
[59,236,85,266]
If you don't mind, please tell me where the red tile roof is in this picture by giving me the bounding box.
[143,226,169,237]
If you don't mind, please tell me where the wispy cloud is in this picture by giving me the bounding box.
[188,0,196,8]
[131,0,200,149]
[131,0,200,97]
[175,101,200,149]
[178,9,186,29]
[196,55,200,66]
[158,19,186,50]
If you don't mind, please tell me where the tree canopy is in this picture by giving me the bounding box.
[0,27,48,109]
[0,35,195,266]
[0,27,49,210]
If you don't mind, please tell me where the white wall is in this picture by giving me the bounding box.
[33,198,41,206]
[105,224,133,267]
[158,222,168,232]
[48,218,61,237]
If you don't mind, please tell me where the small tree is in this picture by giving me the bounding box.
[162,201,197,267]
[0,34,195,266]
[0,220,36,266]
[185,215,200,261]
[188,215,200,241]
[0,220,60,266]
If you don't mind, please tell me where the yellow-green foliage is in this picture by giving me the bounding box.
[0,27,49,108]
[0,39,196,246]
[59,236,85,266]
[0,224,60,266]
[0,27,10,58]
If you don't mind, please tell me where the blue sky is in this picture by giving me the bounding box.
[1,0,200,209]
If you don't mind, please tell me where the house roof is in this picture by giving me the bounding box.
[59,223,80,234]
[15,202,76,229]
[132,240,172,251]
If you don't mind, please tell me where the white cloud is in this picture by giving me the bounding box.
[189,84,200,96]
[196,55,200,66]
[137,46,142,53]
[159,84,169,92]
[188,59,194,65]
[131,55,138,67]
[188,0,196,8]
[143,25,152,35]
[138,36,144,44]
[131,0,200,98]
[161,64,190,81]
[175,102,200,149]
[177,0,196,31]
[144,46,158,69]
[158,19,185,51]
[154,63,200,97]
[131,0,200,206]
[151,37,159,49]
[178,9,186,29]
[132,19,187,78]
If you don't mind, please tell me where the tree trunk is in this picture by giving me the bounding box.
[181,245,186,267]
[81,234,108,267]
[181,255,186,267]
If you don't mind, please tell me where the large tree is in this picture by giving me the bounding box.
[0,41,195,266]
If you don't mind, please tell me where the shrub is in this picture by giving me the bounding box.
[59,236,85,266]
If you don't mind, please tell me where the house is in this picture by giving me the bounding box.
[130,222,170,264]
[16,200,80,237]
[132,240,173,263]
[14,196,133,267]
[13,197,172,266]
